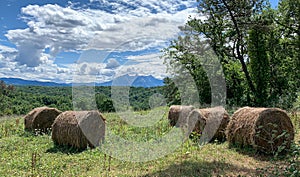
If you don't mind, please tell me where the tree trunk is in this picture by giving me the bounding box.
[222,0,256,95]
[239,57,256,94]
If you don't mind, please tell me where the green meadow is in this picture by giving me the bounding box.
[0,110,299,177]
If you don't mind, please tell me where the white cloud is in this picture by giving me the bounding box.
[88,16,181,51]
[105,58,120,69]
[71,61,117,83]
[0,44,72,83]
[88,7,197,51]
[114,53,168,79]
[70,52,168,83]
[0,61,70,83]
[0,51,168,84]
[0,45,17,54]
[0,45,18,68]
[89,0,196,15]
[5,4,113,67]
[3,0,198,82]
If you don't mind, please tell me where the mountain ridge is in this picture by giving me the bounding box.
[0,75,164,88]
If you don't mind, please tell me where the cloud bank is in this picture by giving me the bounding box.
[2,0,197,83]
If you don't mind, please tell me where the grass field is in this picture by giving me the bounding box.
[0,109,299,177]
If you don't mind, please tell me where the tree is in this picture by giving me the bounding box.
[248,25,270,106]
[257,0,299,108]
[276,0,300,90]
[163,0,270,106]
[163,77,181,106]
[163,34,212,106]
[186,0,269,102]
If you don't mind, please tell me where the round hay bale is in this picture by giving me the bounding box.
[226,107,294,154]
[24,107,61,133]
[186,109,206,136]
[200,107,230,142]
[51,111,106,150]
[187,106,230,142]
[168,105,195,127]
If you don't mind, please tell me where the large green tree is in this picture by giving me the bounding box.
[163,34,212,106]
[163,0,298,108]
[261,0,299,108]
[164,0,270,106]
[248,25,270,106]
[276,0,300,90]
[187,0,269,97]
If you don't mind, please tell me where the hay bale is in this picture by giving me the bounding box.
[226,107,294,154]
[24,107,61,133]
[201,107,230,142]
[187,106,230,142]
[186,109,206,136]
[168,105,195,127]
[51,111,106,150]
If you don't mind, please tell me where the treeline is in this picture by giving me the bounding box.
[0,81,164,116]
[163,0,299,109]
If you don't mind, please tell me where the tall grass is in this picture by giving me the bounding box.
[0,109,299,176]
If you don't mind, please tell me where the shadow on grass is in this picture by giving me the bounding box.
[46,144,86,154]
[143,160,258,177]
[227,144,292,162]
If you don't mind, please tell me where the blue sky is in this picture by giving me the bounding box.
[0,0,279,83]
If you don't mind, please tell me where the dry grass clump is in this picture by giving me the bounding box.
[51,110,106,150]
[168,105,195,127]
[226,107,294,154]
[24,106,61,133]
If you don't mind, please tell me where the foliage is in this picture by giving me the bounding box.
[223,60,248,106]
[293,93,300,111]
[0,83,165,115]
[188,0,268,95]
[276,0,300,91]
[248,25,270,106]
[162,0,299,109]
[163,77,181,106]
[257,139,300,177]
[162,34,211,106]
[260,0,299,108]
[163,0,269,106]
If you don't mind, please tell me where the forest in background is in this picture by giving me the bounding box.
[0,82,165,116]
[0,78,299,116]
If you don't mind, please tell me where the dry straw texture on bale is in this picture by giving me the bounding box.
[188,106,230,142]
[186,109,206,136]
[226,107,294,154]
[52,111,106,150]
[201,107,230,142]
[168,105,195,127]
[24,106,61,133]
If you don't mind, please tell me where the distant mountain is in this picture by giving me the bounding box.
[0,75,164,87]
[0,78,70,87]
[97,75,164,87]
